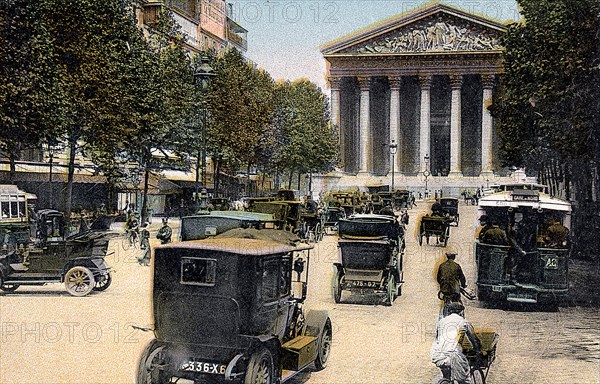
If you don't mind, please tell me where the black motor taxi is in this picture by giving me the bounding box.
[0,196,112,297]
[137,233,332,384]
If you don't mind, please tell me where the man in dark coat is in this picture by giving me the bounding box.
[436,252,467,302]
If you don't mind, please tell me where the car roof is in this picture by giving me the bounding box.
[157,237,312,255]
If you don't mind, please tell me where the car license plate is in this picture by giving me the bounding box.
[350,280,377,288]
[180,360,226,375]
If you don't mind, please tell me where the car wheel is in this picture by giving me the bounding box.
[64,266,95,297]
[0,283,20,292]
[314,318,332,370]
[137,339,169,384]
[333,270,344,304]
[385,275,395,306]
[93,272,112,292]
[244,348,275,384]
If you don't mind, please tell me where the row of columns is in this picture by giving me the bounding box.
[329,74,496,177]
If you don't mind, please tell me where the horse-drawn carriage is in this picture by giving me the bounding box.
[333,214,405,306]
[438,197,460,226]
[418,215,451,247]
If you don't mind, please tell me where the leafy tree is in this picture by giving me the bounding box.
[0,0,63,179]
[207,48,275,194]
[492,0,600,257]
[273,79,339,190]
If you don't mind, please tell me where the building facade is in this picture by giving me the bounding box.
[321,3,508,191]
[138,0,247,53]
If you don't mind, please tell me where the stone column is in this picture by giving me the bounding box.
[448,75,463,178]
[388,76,402,175]
[419,75,432,172]
[357,76,371,174]
[480,74,495,177]
[328,76,343,170]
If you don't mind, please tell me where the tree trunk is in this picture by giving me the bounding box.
[288,170,293,190]
[64,134,77,219]
[297,172,301,191]
[141,167,150,223]
[247,163,251,196]
[214,157,221,197]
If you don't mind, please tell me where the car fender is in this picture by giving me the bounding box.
[303,310,329,338]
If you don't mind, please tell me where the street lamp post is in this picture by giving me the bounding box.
[423,154,430,199]
[389,140,398,192]
[193,53,215,203]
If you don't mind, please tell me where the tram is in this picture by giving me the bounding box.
[475,188,571,304]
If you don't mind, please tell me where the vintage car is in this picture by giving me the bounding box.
[333,214,405,306]
[137,231,332,384]
[180,211,276,241]
[0,209,113,296]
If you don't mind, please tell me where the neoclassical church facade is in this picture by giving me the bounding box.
[318,3,519,192]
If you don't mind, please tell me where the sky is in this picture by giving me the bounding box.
[227,0,521,90]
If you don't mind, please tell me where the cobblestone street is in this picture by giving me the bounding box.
[0,202,599,383]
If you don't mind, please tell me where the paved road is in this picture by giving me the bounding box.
[1,203,599,383]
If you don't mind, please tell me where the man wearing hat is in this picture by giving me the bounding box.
[156,218,172,244]
[431,302,481,384]
[478,215,509,245]
[436,252,467,304]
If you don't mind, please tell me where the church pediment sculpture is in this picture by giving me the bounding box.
[351,18,502,54]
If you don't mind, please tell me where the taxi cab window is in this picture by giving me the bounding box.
[181,257,216,286]
[262,258,279,302]
[279,257,291,297]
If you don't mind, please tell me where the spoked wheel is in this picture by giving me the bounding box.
[244,348,275,384]
[385,275,396,306]
[137,339,170,384]
[314,318,332,370]
[333,270,344,303]
[470,367,485,384]
[64,266,95,297]
[93,273,112,292]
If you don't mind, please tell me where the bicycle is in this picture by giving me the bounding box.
[438,287,475,317]
[122,227,139,251]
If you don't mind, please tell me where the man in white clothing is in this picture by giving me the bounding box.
[431,302,481,384]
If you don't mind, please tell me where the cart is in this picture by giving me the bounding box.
[459,328,499,384]
[333,214,405,306]
[418,215,450,246]
[438,197,459,226]
[299,210,325,242]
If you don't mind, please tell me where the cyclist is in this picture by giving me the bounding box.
[125,211,139,245]
[431,302,482,384]
[436,252,467,310]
